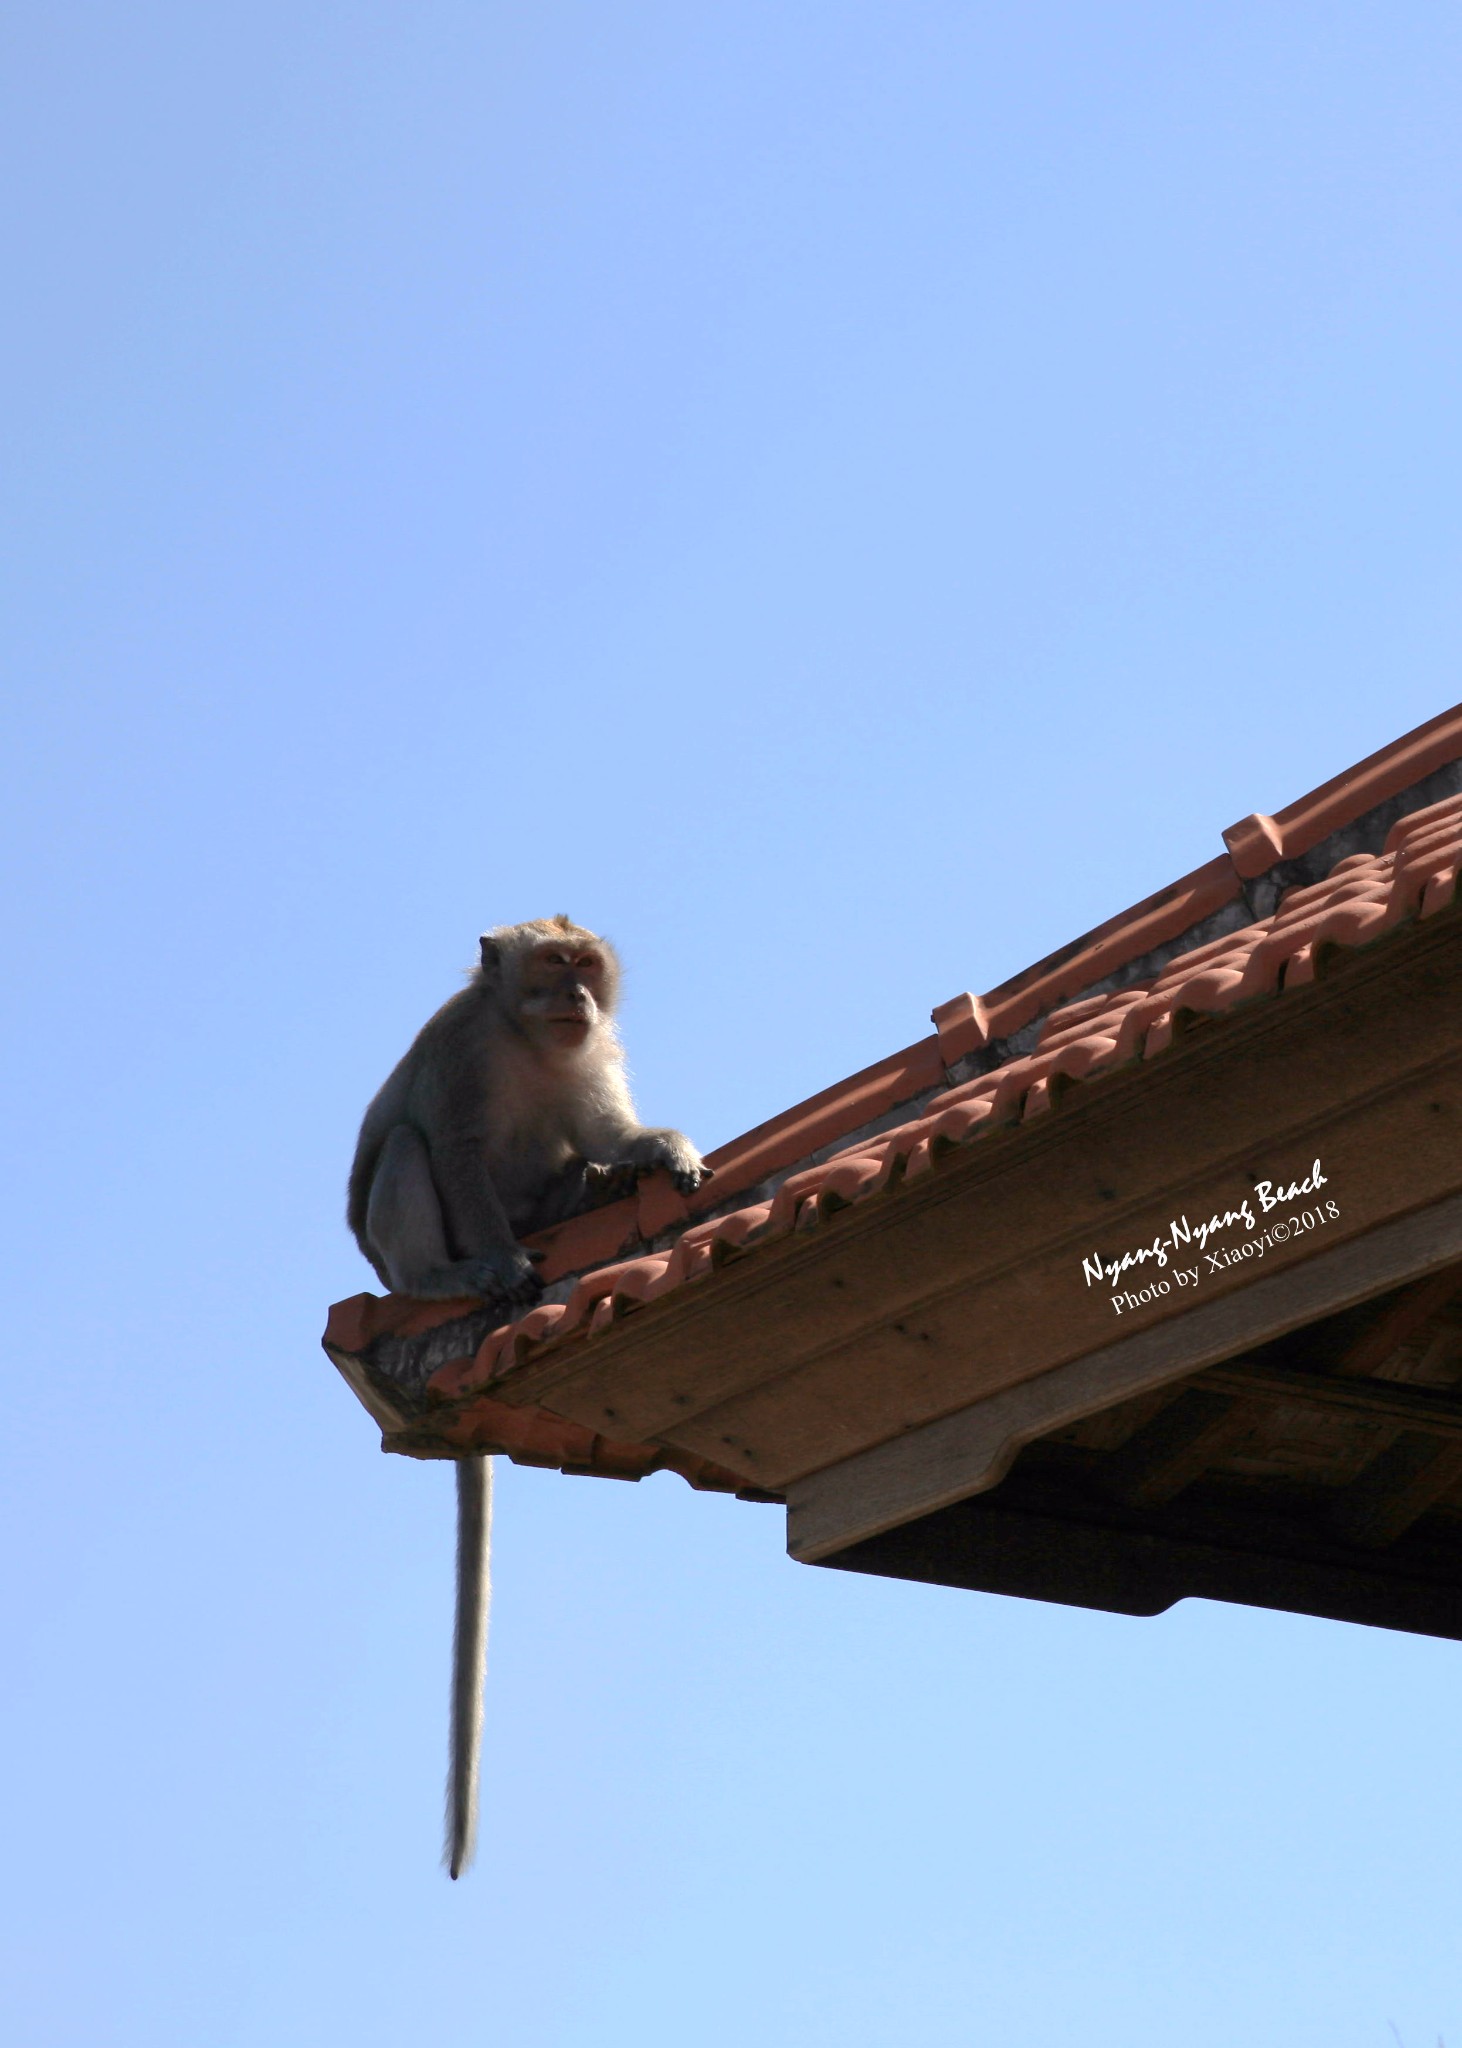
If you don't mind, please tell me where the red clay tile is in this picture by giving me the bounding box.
[706,1203,773,1254]
[1222,812,1286,879]
[325,1292,483,1354]
[509,1302,570,1354]
[427,1332,514,1404]
[965,853,1244,1050]
[697,1037,947,1200]
[611,1255,677,1308]
[523,1198,640,1282]
[1255,703,1462,864]
[329,710,1462,1422]
[1423,871,1458,916]
[409,1387,763,1494]
[1021,1076,1055,1119]
[816,1152,888,1211]
[926,1097,997,1146]
[444,1396,602,1463]
[1280,946,1316,989]
[903,1135,935,1180]
[931,992,990,1063]
[1390,794,1462,858]
[635,1171,693,1240]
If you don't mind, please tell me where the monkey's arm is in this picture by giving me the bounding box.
[572,1072,711,1197]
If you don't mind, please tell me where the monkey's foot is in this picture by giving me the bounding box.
[443,1253,545,1310]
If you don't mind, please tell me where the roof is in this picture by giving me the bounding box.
[325,702,1462,1444]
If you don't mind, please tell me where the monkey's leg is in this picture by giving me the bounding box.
[445,1454,491,1879]
[429,1135,546,1305]
[366,1125,538,1302]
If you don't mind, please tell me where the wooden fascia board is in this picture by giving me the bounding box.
[476,913,1462,1494]
[325,1338,411,1436]
[784,1186,1462,1562]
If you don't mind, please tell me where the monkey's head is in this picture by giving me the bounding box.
[478,916,621,1055]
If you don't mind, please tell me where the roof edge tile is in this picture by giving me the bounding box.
[1222,812,1285,879]
[1239,703,1462,867]
[938,852,1244,1054]
[694,1036,947,1194]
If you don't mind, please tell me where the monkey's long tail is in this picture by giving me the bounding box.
[445,1453,492,1879]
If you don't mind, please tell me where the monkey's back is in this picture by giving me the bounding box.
[346,982,490,1251]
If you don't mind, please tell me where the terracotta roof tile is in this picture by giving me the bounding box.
[933,853,1246,1061]
[326,707,1462,1442]
[321,1294,776,1496]
[1222,700,1462,875]
[699,1038,948,1187]
[518,714,1462,1285]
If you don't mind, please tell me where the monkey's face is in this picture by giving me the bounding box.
[516,942,612,1051]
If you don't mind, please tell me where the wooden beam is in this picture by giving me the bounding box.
[1098,1389,1254,1508]
[1093,1357,1462,1517]
[1200,1358,1462,1437]
[1332,1262,1462,1379]
[1328,1434,1462,1547]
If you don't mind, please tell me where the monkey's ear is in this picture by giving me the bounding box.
[479,935,502,974]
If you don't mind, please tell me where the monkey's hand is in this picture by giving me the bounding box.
[605,1130,714,1198]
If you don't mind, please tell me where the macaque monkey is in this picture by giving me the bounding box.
[347,916,710,1876]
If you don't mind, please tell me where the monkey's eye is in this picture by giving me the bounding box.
[541,951,570,967]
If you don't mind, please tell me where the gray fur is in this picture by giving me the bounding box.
[347,919,709,1877]
[446,1455,491,1879]
[347,917,708,1306]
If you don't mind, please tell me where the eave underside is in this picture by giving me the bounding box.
[812,1268,1462,1642]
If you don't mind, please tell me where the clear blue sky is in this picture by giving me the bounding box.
[4,6,1461,2044]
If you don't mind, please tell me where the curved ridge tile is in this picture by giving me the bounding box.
[494,809,1460,1365]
